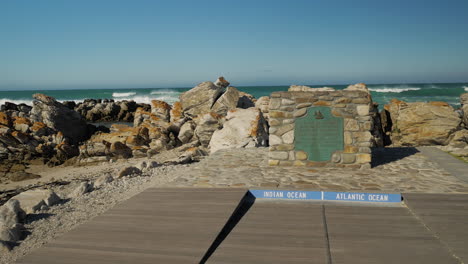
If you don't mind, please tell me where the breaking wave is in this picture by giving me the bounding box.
[464,86,468,92]
[112,92,136,97]
[369,87,421,93]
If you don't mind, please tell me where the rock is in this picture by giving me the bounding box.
[288,85,335,92]
[1,240,11,252]
[180,81,225,117]
[94,174,114,188]
[211,87,240,116]
[0,200,24,242]
[214,76,230,88]
[194,113,223,147]
[30,94,89,144]
[178,121,196,144]
[385,100,462,146]
[151,100,171,122]
[70,182,93,198]
[118,166,141,178]
[448,129,468,148]
[170,102,184,123]
[136,161,148,171]
[13,116,32,133]
[450,147,468,157]
[255,96,270,119]
[9,171,41,182]
[0,112,11,127]
[109,141,133,159]
[461,93,468,127]
[344,83,369,92]
[237,92,256,108]
[11,189,61,214]
[209,108,269,153]
[147,161,159,169]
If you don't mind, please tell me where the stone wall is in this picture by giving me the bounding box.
[268,90,374,169]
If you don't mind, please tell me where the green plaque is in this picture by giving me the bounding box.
[294,107,344,161]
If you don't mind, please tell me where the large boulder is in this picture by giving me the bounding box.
[194,113,223,147]
[179,80,225,118]
[461,93,468,128]
[209,108,269,154]
[385,100,462,146]
[211,86,240,115]
[150,100,171,122]
[30,94,89,144]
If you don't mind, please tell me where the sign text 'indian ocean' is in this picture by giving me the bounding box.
[249,190,401,203]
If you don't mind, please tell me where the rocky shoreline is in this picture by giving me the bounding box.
[1,77,467,258]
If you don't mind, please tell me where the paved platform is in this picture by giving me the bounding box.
[17,188,247,264]
[17,189,468,263]
[417,146,468,183]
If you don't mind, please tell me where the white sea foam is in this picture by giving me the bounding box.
[463,86,468,92]
[112,92,136,97]
[0,99,33,106]
[369,87,421,93]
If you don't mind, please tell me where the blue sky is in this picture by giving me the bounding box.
[1,0,467,89]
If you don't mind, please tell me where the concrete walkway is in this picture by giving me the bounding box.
[417,146,468,183]
[16,188,468,264]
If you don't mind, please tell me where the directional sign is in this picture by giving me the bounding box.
[249,190,401,203]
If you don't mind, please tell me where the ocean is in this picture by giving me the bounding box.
[1,83,467,110]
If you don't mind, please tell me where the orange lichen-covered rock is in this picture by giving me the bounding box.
[0,112,11,127]
[151,100,171,122]
[385,100,461,146]
[170,101,184,123]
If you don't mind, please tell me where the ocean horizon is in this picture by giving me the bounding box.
[1,82,467,109]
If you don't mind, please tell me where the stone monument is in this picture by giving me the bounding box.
[268,87,376,169]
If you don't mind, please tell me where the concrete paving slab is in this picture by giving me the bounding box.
[325,205,458,264]
[417,146,468,183]
[404,193,468,263]
[206,201,328,264]
[17,188,247,264]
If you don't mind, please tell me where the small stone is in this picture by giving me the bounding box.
[354,131,372,142]
[356,154,371,163]
[276,144,295,151]
[118,166,142,178]
[357,105,370,116]
[136,161,148,171]
[359,147,371,154]
[344,145,358,153]
[296,151,308,160]
[313,101,331,106]
[293,160,306,166]
[342,154,356,164]
[268,160,280,166]
[344,119,359,131]
[282,119,294,124]
[70,182,93,198]
[275,124,295,136]
[296,103,312,109]
[94,174,114,188]
[344,132,353,145]
[269,98,281,110]
[269,135,283,146]
[294,108,307,117]
[331,153,341,163]
[11,189,60,214]
[269,151,289,160]
[269,118,281,126]
[282,131,294,144]
[281,99,295,105]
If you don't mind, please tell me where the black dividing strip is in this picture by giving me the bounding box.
[322,205,333,264]
[199,191,256,264]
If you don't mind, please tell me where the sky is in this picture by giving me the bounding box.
[1,0,467,90]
